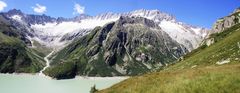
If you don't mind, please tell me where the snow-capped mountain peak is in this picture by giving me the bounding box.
[159,20,208,50]
[2,9,209,51]
[127,9,175,21]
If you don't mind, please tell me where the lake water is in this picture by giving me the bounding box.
[0,74,127,93]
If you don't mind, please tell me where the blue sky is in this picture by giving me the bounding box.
[1,0,239,28]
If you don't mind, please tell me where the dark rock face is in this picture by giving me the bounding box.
[4,9,24,16]
[26,14,56,24]
[73,14,91,21]
[47,16,188,78]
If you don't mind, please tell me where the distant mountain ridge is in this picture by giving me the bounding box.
[0,8,210,78]
[2,9,208,51]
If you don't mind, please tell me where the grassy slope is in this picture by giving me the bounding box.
[166,23,240,71]
[98,24,240,93]
[0,15,46,73]
[99,64,240,93]
[0,32,45,73]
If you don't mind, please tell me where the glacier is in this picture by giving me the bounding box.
[6,9,209,51]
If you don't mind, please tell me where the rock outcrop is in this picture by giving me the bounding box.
[213,8,240,33]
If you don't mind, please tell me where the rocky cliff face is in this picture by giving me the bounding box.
[204,8,240,46]
[213,8,240,33]
[44,16,187,78]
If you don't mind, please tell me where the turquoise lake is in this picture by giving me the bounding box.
[0,74,127,93]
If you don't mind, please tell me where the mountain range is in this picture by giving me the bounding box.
[0,8,210,79]
[5,9,208,50]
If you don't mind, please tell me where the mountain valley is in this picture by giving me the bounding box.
[0,9,209,79]
[0,1,239,93]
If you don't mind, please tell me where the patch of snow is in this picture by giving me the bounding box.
[31,22,88,36]
[130,11,155,19]
[192,27,208,38]
[159,20,204,51]
[191,28,201,33]
[30,36,66,49]
[10,15,22,22]
[30,17,118,36]
[216,59,230,65]
[10,15,27,25]
[30,17,118,48]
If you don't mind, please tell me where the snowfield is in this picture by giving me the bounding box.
[9,9,208,51]
[159,20,206,51]
[30,18,118,36]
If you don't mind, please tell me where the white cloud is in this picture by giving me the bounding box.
[0,1,7,11]
[73,3,85,15]
[32,4,46,14]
